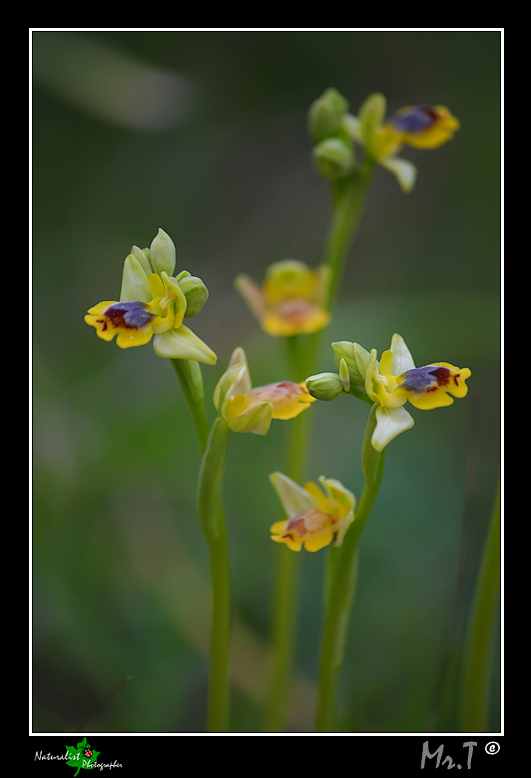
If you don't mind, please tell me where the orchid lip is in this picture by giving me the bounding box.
[103,301,155,330]
[400,365,451,394]
[391,106,438,134]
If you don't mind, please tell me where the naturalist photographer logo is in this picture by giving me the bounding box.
[65,737,100,774]
[34,737,122,774]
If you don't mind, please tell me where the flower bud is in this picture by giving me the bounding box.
[308,88,349,143]
[177,274,209,317]
[332,341,372,386]
[312,138,355,180]
[150,228,176,276]
[305,372,344,401]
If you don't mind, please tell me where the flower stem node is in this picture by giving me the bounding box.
[305,372,344,402]
[85,228,216,364]
[214,348,316,435]
[235,259,331,337]
[269,472,356,552]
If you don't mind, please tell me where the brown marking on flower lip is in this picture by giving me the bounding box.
[104,307,134,329]
[430,366,451,386]
[285,518,308,537]
[276,299,316,323]
[423,106,439,122]
[453,373,460,386]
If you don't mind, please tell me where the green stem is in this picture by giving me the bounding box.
[315,447,385,732]
[458,478,501,732]
[171,359,232,732]
[206,519,232,731]
[197,417,232,732]
[171,359,210,452]
[324,158,376,310]
[263,161,375,733]
[263,393,310,732]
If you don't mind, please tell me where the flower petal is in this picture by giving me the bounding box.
[261,302,330,337]
[398,363,471,409]
[303,527,335,552]
[318,476,355,518]
[246,381,315,420]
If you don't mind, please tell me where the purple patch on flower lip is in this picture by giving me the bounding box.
[391,106,438,134]
[104,301,155,330]
[400,365,450,394]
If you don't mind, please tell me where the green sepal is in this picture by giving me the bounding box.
[269,471,317,518]
[130,245,153,276]
[120,253,152,303]
[389,333,416,374]
[372,405,415,452]
[358,92,387,145]
[153,325,217,364]
[197,417,231,539]
[213,363,247,416]
[228,401,273,435]
[379,156,418,193]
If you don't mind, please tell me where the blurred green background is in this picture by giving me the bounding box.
[32,30,501,733]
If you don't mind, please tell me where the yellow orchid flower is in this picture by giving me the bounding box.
[387,104,460,150]
[214,347,315,435]
[345,93,459,192]
[333,333,471,451]
[235,259,330,337]
[269,472,355,552]
[84,229,216,364]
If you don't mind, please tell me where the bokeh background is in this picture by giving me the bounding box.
[32,30,501,734]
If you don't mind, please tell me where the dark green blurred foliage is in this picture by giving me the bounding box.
[32,30,500,733]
